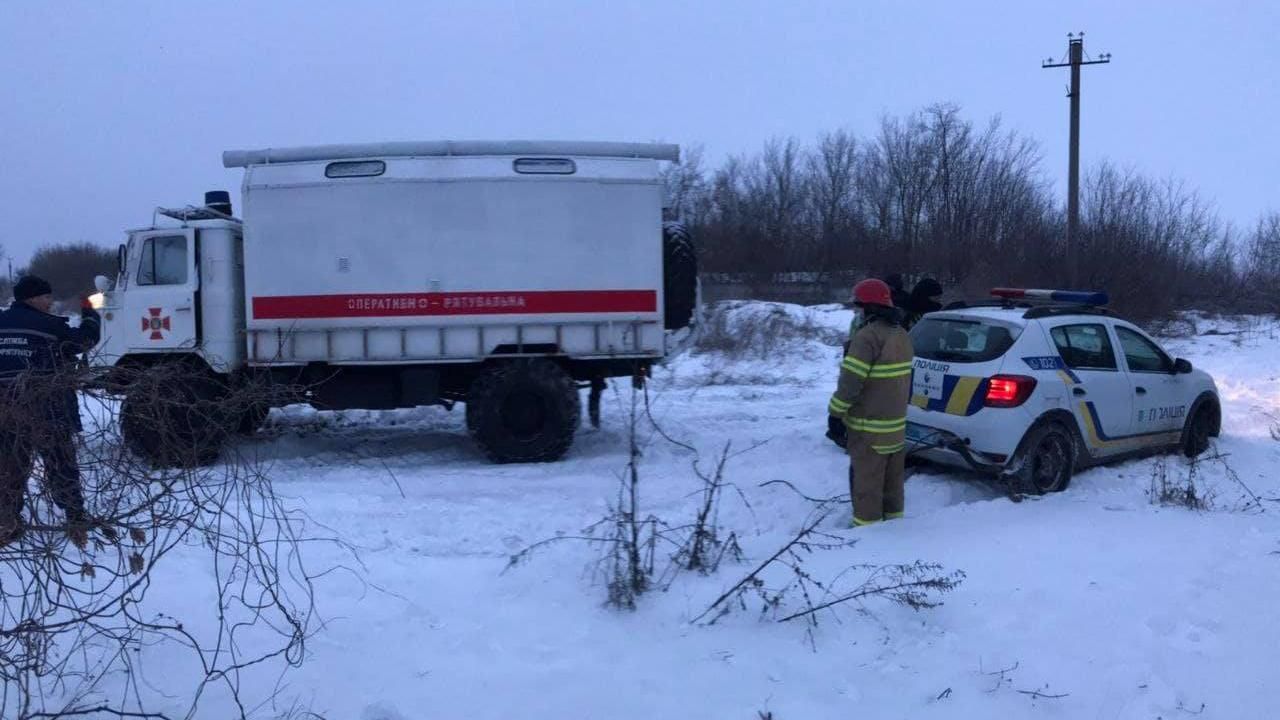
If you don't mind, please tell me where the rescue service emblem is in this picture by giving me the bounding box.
[142,307,171,340]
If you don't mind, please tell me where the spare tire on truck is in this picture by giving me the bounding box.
[466,359,582,463]
[663,221,698,330]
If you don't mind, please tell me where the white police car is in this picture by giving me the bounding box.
[906,288,1220,494]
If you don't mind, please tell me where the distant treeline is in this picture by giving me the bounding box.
[0,242,116,311]
[664,103,1280,318]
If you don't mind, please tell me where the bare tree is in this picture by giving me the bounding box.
[25,242,116,305]
[806,129,861,290]
[874,112,938,270]
[0,362,330,718]
[661,144,711,228]
[1243,211,1280,310]
[1079,163,1224,318]
[0,245,10,302]
[692,102,1248,317]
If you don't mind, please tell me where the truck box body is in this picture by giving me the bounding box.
[240,154,666,366]
[91,141,688,464]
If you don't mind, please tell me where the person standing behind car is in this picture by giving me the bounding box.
[828,278,913,526]
[903,277,944,330]
[884,273,912,314]
[0,275,101,547]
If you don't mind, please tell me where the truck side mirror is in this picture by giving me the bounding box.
[1173,358,1193,374]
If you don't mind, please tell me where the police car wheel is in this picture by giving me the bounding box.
[466,359,581,464]
[1182,406,1215,458]
[1017,423,1074,495]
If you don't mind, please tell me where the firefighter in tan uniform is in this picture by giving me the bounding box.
[828,279,914,526]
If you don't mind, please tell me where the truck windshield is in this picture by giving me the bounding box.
[911,317,1018,363]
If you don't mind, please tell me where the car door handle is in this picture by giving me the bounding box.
[1072,387,1087,396]
[1135,386,1147,395]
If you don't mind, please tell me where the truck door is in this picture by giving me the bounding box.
[124,229,199,353]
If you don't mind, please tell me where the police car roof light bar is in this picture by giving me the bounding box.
[990,288,1109,306]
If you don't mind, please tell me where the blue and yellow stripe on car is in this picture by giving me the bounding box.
[1078,401,1181,452]
[909,373,990,417]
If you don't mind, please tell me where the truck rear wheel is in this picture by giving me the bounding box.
[466,360,581,463]
[235,399,271,437]
[120,371,230,468]
[663,221,697,330]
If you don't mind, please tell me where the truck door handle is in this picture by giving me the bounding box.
[175,306,192,312]
[1072,387,1087,396]
[1135,386,1147,395]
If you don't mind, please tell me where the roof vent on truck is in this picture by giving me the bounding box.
[221,140,680,168]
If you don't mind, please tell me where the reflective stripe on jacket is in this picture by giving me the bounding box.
[828,316,913,451]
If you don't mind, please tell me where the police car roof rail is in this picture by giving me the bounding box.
[1021,305,1112,319]
[939,300,1113,319]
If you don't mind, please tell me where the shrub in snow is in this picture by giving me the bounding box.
[1147,451,1264,513]
[507,386,744,609]
[693,301,845,359]
[508,383,964,634]
[693,507,965,647]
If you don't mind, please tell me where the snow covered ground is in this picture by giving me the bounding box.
[100,306,1280,718]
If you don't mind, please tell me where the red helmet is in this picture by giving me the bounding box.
[852,278,894,308]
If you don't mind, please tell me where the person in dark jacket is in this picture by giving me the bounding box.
[903,277,943,330]
[0,275,101,547]
[883,273,911,314]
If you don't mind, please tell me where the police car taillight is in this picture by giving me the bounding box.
[990,288,1109,305]
[985,375,1037,408]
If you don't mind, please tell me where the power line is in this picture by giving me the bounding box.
[1042,32,1111,288]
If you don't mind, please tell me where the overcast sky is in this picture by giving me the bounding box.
[1,0,1276,268]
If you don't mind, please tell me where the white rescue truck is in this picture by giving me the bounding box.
[905,289,1221,494]
[91,141,697,464]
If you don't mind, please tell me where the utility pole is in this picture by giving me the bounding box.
[1043,33,1110,288]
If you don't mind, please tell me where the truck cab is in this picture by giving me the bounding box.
[96,204,246,376]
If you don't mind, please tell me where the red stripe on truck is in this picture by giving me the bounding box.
[252,290,659,319]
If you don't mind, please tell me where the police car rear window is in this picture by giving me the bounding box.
[911,318,1016,363]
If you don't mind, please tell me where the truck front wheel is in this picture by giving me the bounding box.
[120,370,230,468]
[466,360,581,463]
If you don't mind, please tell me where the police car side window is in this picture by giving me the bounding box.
[1050,324,1117,371]
[1115,326,1172,373]
[137,236,187,286]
